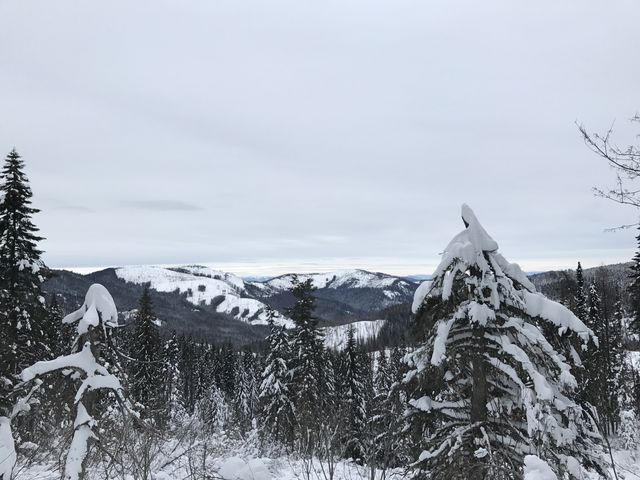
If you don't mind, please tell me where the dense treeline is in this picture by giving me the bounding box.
[4,149,640,479]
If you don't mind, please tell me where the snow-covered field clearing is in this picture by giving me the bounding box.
[11,434,406,480]
[11,445,640,480]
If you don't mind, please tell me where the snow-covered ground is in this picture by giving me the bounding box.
[11,433,406,480]
[323,320,386,350]
[12,446,640,480]
[115,265,292,327]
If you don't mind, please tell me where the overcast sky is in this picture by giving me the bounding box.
[1,0,639,276]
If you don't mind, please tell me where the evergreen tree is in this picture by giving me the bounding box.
[580,283,602,408]
[234,352,256,434]
[128,286,164,421]
[0,149,48,413]
[259,308,295,446]
[45,295,67,358]
[606,296,625,431]
[177,334,197,413]
[1,284,130,480]
[406,205,606,479]
[630,228,640,334]
[575,262,587,322]
[287,275,324,450]
[583,283,626,435]
[373,346,408,470]
[341,326,367,461]
[163,331,183,421]
[219,343,237,399]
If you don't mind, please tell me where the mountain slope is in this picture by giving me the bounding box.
[323,319,387,350]
[43,265,417,343]
[247,269,416,325]
[115,265,291,327]
[43,268,266,344]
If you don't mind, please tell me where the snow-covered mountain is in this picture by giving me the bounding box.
[44,265,417,343]
[323,319,386,350]
[115,265,292,327]
[253,269,413,303]
[114,266,415,328]
[247,269,416,324]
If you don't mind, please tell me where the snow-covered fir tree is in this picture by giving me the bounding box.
[583,284,625,435]
[259,307,295,447]
[373,346,408,470]
[45,294,70,358]
[606,296,625,431]
[287,275,324,448]
[629,226,640,334]
[574,262,587,323]
[0,149,49,414]
[234,352,257,434]
[406,204,607,479]
[1,284,131,480]
[162,331,183,421]
[341,326,367,461]
[128,286,164,421]
[579,282,603,409]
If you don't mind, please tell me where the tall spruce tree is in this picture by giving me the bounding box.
[287,275,324,450]
[45,295,67,358]
[0,149,48,413]
[606,296,625,432]
[373,346,408,470]
[629,227,640,334]
[342,326,367,461]
[575,262,587,323]
[580,283,603,409]
[128,286,164,420]
[583,282,625,435]
[259,307,295,446]
[234,351,256,434]
[406,205,606,479]
[163,331,183,421]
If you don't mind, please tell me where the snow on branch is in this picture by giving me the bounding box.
[523,291,595,344]
[2,284,127,480]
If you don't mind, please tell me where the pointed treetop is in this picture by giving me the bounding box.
[460,203,499,253]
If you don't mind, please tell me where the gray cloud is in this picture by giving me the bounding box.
[1,0,639,275]
[121,200,204,212]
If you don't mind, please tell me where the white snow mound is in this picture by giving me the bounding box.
[523,455,557,480]
[219,457,271,480]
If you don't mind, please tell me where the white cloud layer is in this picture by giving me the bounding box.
[1,0,639,275]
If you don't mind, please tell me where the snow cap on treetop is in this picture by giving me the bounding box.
[460,203,498,253]
[62,283,118,335]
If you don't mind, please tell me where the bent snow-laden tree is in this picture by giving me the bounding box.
[0,284,131,480]
[405,204,607,480]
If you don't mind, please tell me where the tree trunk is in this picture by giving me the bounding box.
[469,328,487,480]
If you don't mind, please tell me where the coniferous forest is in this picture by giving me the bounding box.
[2,2,640,479]
[2,146,640,480]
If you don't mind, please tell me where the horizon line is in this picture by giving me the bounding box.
[51,258,632,278]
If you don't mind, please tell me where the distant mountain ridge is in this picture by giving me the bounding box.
[43,262,632,346]
[43,265,417,343]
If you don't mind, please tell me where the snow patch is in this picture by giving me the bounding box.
[219,457,270,480]
[523,455,557,480]
[116,265,291,327]
[323,320,386,350]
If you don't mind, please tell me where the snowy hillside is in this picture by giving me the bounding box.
[115,265,292,327]
[323,319,386,350]
[252,269,415,305]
